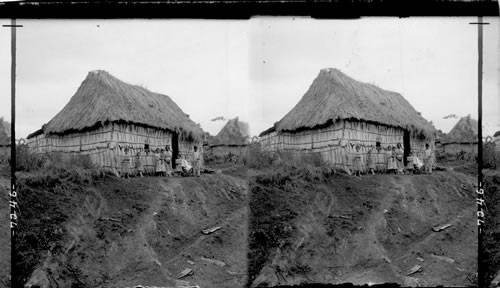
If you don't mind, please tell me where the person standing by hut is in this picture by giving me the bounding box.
[154,148,161,176]
[385,146,393,174]
[135,150,144,177]
[121,147,131,179]
[144,147,152,176]
[406,151,415,174]
[424,143,433,175]
[158,149,167,177]
[395,143,405,175]
[353,145,362,177]
[390,146,398,174]
[340,140,352,175]
[165,145,173,177]
[367,146,376,175]
[193,146,202,177]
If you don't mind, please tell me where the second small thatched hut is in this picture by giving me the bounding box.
[441,115,478,158]
[206,117,249,161]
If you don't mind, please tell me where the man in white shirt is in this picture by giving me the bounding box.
[424,144,433,175]
[193,146,202,177]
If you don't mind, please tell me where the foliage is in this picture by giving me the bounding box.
[246,143,336,181]
[15,144,48,172]
[15,144,108,181]
[13,146,108,286]
[204,151,244,165]
[483,142,497,169]
[484,173,500,285]
[14,168,98,287]
[247,148,336,285]
[245,143,274,169]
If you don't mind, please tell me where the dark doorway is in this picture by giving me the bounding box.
[172,132,179,169]
[403,130,411,166]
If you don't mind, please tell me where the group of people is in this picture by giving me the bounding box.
[119,145,202,179]
[351,143,434,177]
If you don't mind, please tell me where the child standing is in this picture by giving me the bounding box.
[424,143,433,175]
[158,149,167,177]
[154,148,162,176]
[385,146,392,174]
[390,146,398,174]
[135,150,144,177]
[367,146,376,175]
[121,147,131,179]
[193,146,202,177]
[353,145,362,177]
[165,145,173,177]
[395,143,405,175]
[406,152,415,174]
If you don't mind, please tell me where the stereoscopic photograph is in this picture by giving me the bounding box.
[0,16,499,288]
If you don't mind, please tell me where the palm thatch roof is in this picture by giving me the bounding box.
[29,70,204,140]
[260,68,436,138]
[0,118,10,146]
[211,117,249,146]
[442,115,478,144]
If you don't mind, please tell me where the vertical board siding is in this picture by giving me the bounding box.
[26,122,202,173]
[259,120,435,172]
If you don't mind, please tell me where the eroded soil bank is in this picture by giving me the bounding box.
[248,167,477,287]
[15,165,248,288]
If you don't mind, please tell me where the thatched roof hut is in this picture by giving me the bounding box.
[442,115,478,144]
[258,68,437,172]
[261,68,435,138]
[27,70,205,172]
[206,117,250,163]
[212,117,249,146]
[29,70,204,141]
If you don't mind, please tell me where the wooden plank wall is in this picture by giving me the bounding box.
[259,120,435,172]
[26,122,203,173]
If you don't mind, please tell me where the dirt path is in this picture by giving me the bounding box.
[332,175,406,285]
[161,204,248,287]
[112,172,248,288]
[249,171,477,287]
[386,174,475,286]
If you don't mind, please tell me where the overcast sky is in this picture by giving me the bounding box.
[0,17,498,138]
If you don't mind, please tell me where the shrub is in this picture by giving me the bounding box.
[204,151,244,165]
[483,142,497,169]
[45,153,97,171]
[245,143,274,169]
[15,144,47,172]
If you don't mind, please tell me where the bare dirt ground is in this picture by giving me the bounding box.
[15,165,248,288]
[484,167,500,286]
[0,164,11,288]
[11,156,480,287]
[248,164,477,287]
